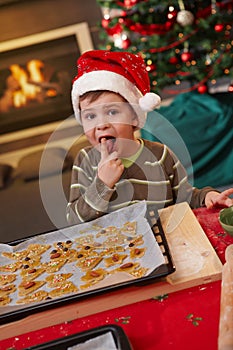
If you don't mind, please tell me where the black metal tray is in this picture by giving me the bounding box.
[0,205,175,325]
[24,324,133,350]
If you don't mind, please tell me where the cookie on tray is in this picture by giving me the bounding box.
[0,274,16,286]
[48,281,78,298]
[42,259,67,273]
[17,290,49,304]
[129,247,146,259]
[0,262,22,273]
[76,256,102,271]
[114,262,140,274]
[18,280,46,296]
[45,273,73,288]
[104,253,128,268]
[20,266,45,281]
[0,284,16,296]
[0,295,11,306]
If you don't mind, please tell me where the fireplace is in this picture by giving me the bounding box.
[0,23,93,135]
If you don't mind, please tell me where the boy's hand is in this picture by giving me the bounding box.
[205,188,233,209]
[98,138,124,188]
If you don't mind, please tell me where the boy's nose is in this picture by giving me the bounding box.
[96,114,111,129]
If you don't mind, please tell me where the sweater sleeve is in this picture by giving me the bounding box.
[66,148,115,225]
[164,146,217,209]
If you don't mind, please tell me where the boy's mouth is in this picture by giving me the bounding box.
[99,136,116,154]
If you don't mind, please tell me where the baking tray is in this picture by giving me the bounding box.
[24,324,133,350]
[0,205,175,325]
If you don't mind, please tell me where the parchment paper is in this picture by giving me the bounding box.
[0,201,165,315]
[67,332,117,350]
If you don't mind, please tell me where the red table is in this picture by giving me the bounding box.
[1,207,233,350]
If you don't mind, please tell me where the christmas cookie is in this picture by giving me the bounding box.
[76,256,102,271]
[48,282,78,298]
[115,262,140,274]
[121,221,137,235]
[0,274,16,286]
[0,262,22,272]
[0,295,11,306]
[130,247,146,259]
[20,266,45,281]
[42,259,67,273]
[45,273,73,288]
[17,290,49,304]
[18,280,45,296]
[104,253,128,268]
[0,284,16,296]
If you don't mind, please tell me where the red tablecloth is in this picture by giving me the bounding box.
[1,207,233,350]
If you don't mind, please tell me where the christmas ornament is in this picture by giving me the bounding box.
[101,18,110,29]
[181,51,193,62]
[169,56,179,65]
[228,82,233,92]
[177,10,195,27]
[214,23,224,32]
[121,37,131,49]
[106,23,123,36]
[124,0,138,8]
[198,84,208,94]
[146,64,156,72]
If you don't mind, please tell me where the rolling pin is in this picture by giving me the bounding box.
[218,244,233,350]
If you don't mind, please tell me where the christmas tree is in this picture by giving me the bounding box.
[96,0,233,95]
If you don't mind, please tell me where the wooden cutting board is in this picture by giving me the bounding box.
[0,202,223,340]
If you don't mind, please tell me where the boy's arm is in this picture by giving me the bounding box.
[66,149,115,225]
[166,146,217,208]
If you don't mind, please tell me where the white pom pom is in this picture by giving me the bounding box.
[139,92,161,111]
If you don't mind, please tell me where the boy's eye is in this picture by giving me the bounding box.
[83,113,96,120]
[108,108,119,116]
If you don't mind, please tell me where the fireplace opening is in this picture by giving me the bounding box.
[0,35,80,135]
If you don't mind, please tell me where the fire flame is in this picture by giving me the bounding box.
[0,59,58,112]
[10,62,43,107]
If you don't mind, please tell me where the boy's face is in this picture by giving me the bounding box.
[80,92,138,157]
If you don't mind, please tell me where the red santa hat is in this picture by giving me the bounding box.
[72,50,161,127]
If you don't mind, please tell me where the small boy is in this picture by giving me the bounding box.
[67,50,233,225]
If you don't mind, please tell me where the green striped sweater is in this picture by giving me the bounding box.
[66,139,214,224]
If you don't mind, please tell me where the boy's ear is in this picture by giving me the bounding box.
[132,115,139,128]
